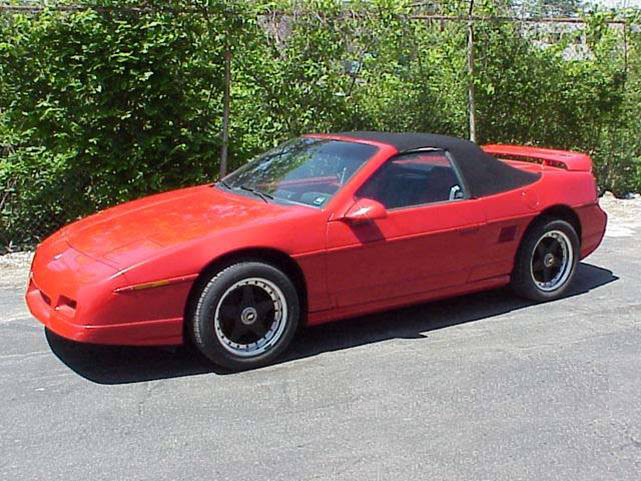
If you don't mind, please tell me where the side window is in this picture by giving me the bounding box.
[357,150,465,209]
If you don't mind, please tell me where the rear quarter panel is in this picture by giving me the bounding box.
[532,169,597,208]
[468,167,603,282]
[530,169,606,259]
[468,187,539,282]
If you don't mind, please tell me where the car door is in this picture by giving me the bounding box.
[325,149,487,308]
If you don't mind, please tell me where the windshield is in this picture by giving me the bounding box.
[221,137,377,208]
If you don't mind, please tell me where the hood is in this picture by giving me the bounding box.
[61,185,295,268]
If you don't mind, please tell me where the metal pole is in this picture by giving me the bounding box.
[220,48,232,178]
[623,0,628,87]
[467,0,476,143]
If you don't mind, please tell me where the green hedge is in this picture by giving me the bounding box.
[1,0,639,248]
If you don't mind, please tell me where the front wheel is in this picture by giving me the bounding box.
[190,261,300,371]
[511,217,580,302]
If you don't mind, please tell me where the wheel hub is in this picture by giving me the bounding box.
[530,229,574,292]
[240,306,258,325]
[214,277,288,358]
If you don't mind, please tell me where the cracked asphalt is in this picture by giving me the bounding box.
[1,198,640,480]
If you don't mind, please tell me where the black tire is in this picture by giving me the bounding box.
[511,217,580,302]
[190,261,300,371]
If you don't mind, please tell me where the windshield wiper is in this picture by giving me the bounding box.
[217,179,232,189]
[238,184,274,203]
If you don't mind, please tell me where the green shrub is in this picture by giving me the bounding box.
[0,0,639,248]
[0,1,235,246]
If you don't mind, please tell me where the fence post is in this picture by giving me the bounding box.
[623,19,628,88]
[467,0,477,143]
[220,48,232,178]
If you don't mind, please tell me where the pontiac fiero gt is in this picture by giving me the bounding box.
[27,132,607,370]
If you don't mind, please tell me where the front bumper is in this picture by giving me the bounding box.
[25,240,185,346]
[26,276,183,346]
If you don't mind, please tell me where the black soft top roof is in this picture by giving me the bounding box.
[336,131,540,198]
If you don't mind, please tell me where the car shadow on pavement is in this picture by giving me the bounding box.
[46,262,617,384]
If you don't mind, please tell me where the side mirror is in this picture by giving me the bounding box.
[342,198,388,224]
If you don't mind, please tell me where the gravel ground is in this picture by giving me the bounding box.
[0,251,33,287]
[1,195,640,481]
[599,193,641,237]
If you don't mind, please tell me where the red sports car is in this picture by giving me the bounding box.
[26,132,607,370]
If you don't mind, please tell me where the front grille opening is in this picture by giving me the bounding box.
[57,296,77,311]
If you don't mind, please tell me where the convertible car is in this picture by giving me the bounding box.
[27,132,607,370]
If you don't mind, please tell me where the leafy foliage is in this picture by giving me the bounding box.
[0,0,639,247]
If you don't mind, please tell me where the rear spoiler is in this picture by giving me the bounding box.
[482,144,592,172]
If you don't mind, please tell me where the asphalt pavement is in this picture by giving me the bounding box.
[1,201,640,480]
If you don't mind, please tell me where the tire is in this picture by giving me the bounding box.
[190,261,300,371]
[511,217,580,302]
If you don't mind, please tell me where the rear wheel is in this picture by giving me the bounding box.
[511,217,579,302]
[190,261,300,371]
